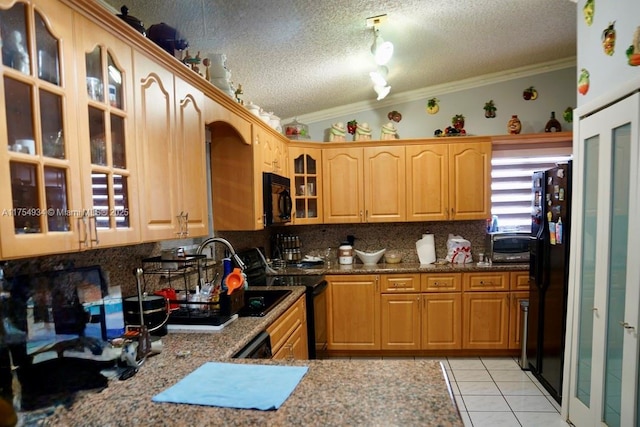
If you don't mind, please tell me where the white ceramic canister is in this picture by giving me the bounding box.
[338,244,354,265]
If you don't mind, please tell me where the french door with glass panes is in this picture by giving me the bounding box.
[567,92,640,427]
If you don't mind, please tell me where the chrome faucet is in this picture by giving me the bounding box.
[196,237,246,270]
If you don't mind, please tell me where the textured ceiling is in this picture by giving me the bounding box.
[102,0,576,120]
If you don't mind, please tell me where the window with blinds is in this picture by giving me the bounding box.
[491,152,572,231]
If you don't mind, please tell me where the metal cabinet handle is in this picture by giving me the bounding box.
[619,321,636,331]
[90,214,99,246]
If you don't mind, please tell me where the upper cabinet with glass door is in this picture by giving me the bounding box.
[0,0,83,259]
[289,146,322,224]
[75,14,139,248]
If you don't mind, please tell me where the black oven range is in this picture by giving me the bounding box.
[235,248,327,359]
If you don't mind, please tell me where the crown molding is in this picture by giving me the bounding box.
[291,57,577,124]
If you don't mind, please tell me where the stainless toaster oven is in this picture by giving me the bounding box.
[485,231,530,263]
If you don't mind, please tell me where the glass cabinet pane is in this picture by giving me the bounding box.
[85,47,104,102]
[10,162,40,233]
[40,89,65,158]
[306,155,316,174]
[111,115,126,168]
[91,173,129,229]
[88,107,106,165]
[294,155,304,174]
[308,199,318,218]
[107,53,122,109]
[1,4,30,75]
[576,136,599,407]
[295,199,305,219]
[34,10,60,85]
[113,175,129,228]
[4,77,34,152]
[603,123,631,427]
[44,166,69,232]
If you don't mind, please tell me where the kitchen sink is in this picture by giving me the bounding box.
[237,289,292,317]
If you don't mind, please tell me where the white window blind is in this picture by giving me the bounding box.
[491,149,572,231]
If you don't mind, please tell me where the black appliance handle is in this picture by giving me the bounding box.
[278,189,292,220]
[312,280,328,296]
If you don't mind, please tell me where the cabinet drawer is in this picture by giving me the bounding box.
[381,274,420,292]
[267,295,306,354]
[421,273,462,292]
[463,272,509,291]
[510,271,530,291]
[271,324,306,360]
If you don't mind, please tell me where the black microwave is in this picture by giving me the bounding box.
[263,172,292,226]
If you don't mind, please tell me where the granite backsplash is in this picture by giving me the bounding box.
[219,220,487,264]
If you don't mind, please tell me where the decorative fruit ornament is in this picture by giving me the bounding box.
[562,107,573,123]
[626,26,640,66]
[483,100,496,118]
[602,22,616,56]
[387,110,402,122]
[347,120,358,135]
[426,98,439,114]
[578,68,590,95]
[522,86,538,101]
[451,114,465,130]
[583,0,594,26]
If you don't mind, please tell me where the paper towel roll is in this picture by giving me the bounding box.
[416,234,436,264]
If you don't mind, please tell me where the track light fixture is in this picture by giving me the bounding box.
[366,14,392,100]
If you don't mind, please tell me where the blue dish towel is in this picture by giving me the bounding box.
[152,362,308,410]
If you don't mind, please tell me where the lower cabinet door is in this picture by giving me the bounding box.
[462,292,509,349]
[272,325,308,360]
[381,293,421,350]
[422,293,462,350]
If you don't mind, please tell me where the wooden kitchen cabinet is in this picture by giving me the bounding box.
[0,0,84,259]
[326,274,380,351]
[422,292,462,350]
[462,271,525,350]
[462,291,510,349]
[289,145,322,224]
[380,273,461,350]
[381,293,421,350]
[406,143,449,221]
[322,146,405,223]
[406,139,491,221]
[510,271,530,291]
[381,273,420,292]
[463,271,509,291]
[255,124,288,176]
[173,76,208,238]
[75,14,141,248]
[268,295,308,360]
[135,54,208,241]
[448,140,492,220]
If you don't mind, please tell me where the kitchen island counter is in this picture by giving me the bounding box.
[44,352,461,427]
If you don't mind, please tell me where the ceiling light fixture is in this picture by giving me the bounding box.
[371,28,394,66]
[366,14,393,100]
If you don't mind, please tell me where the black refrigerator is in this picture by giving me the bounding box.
[528,161,572,404]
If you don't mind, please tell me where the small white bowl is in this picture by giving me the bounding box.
[355,249,386,265]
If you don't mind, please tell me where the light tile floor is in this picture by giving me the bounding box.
[346,355,572,427]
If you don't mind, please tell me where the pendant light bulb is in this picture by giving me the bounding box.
[371,28,394,65]
[374,84,391,100]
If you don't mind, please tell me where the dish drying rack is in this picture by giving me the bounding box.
[141,255,244,326]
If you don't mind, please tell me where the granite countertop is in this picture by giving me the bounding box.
[275,262,529,276]
[40,285,463,426]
